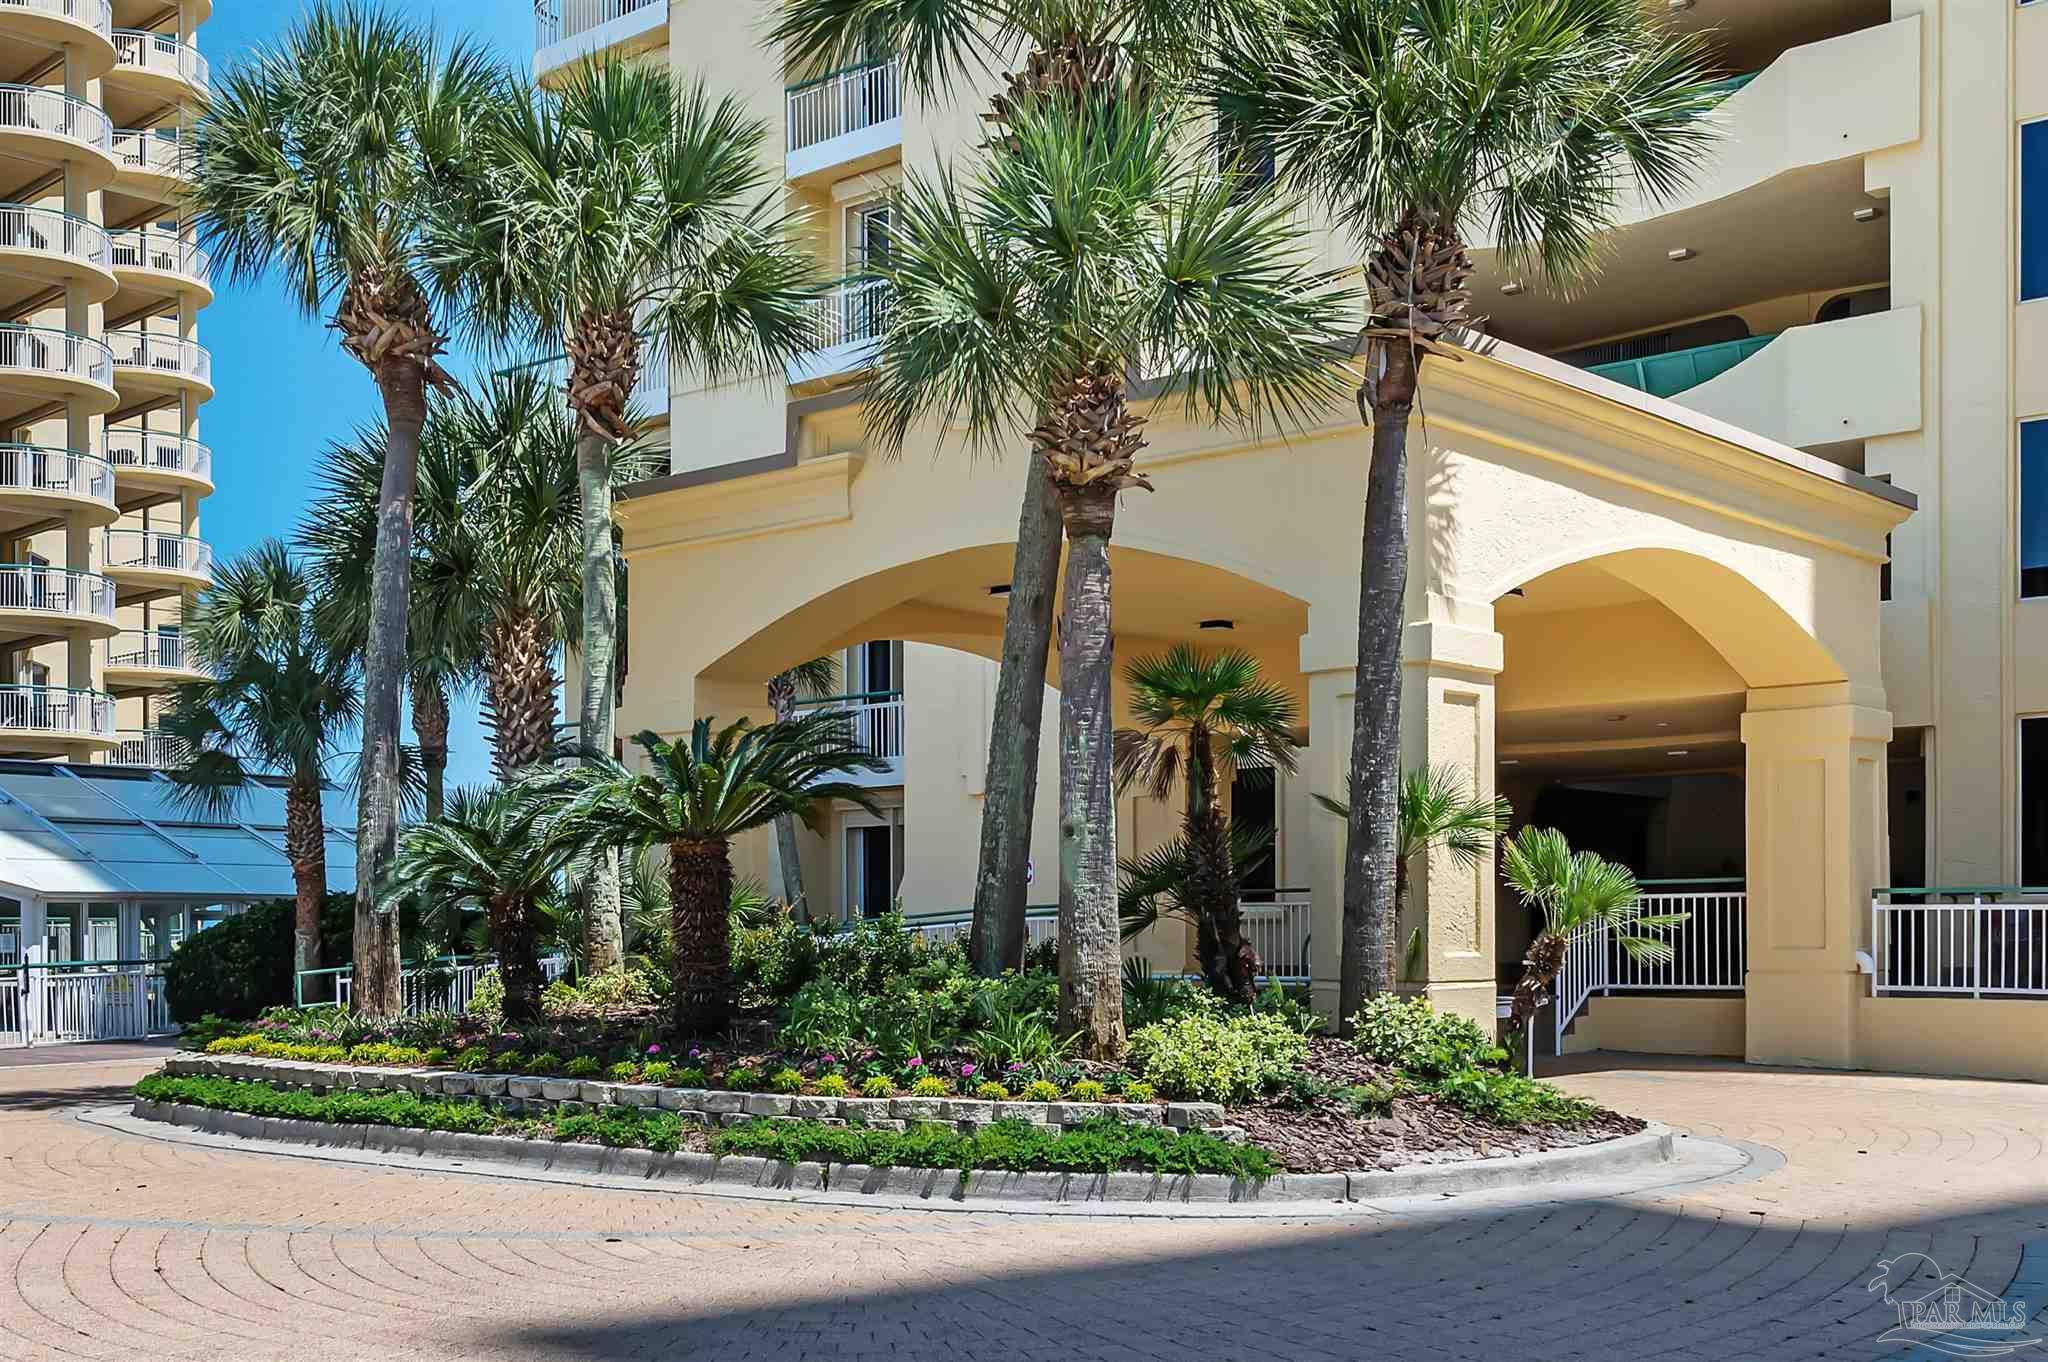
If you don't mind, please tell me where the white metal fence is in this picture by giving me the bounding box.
[534,0,663,47]
[907,894,1311,982]
[909,914,1057,954]
[105,328,210,386]
[0,562,114,622]
[112,728,188,769]
[104,426,211,483]
[0,0,112,39]
[110,126,185,178]
[787,58,902,154]
[104,527,213,580]
[0,323,113,387]
[1871,896,2048,997]
[0,83,111,150]
[108,630,202,673]
[0,443,112,501]
[802,694,904,763]
[112,29,208,90]
[1552,890,1745,1051]
[109,228,209,285]
[0,683,114,738]
[0,957,174,1048]
[808,277,891,353]
[331,956,569,1016]
[0,204,108,270]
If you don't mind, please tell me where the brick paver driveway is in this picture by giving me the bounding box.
[3,1052,2046,1361]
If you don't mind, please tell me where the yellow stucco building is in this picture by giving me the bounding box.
[535,0,2048,1082]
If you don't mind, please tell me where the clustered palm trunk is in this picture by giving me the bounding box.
[668,836,735,1035]
[1181,748,1257,1003]
[411,675,450,824]
[284,775,328,979]
[484,608,561,777]
[764,671,811,915]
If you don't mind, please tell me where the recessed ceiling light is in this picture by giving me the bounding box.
[1667,749,1692,757]
[1199,618,1234,631]
[1655,721,1671,729]
[1853,206,1883,223]
[987,584,1011,596]
[1667,247,1696,262]
[1500,758,1520,766]
[1499,282,1525,296]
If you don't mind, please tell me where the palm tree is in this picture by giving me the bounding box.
[1211,0,1726,1023]
[866,96,1353,1056]
[1315,765,1512,985]
[1111,646,1299,999]
[772,0,1261,981]
[431,59,817,979]
[191,1,507,1015]
[546,713,887,1035]
[382,785,575,1024]
[1501,826,1684,1030]
[160,542,361,980]
[765,655,840,917]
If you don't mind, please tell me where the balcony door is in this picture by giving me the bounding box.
[846,821,899,919]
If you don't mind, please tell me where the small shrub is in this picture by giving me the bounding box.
[348,1043,430,1067]
[812,1073,850,1098]
[709,1115,1273,1179]
[575,968,659,1011]
[910,1075,951,1098]
[1431,1067,1597,1126]
[974,1081,1010,1102]
[768,1068,805,1095]
[1123,1081,1157,1103]
[641,1061,677,1085]
[1069,1079,1107,1103]
[467,970,504,1019]
[1125,1013,1308,1104]
[1350,995,1496,1077]
[422,1047,450,1066]
[494,1051,528,1074]
[607,1061,641,1083]
[563,1055,601,1079]
[528,1051,563,1074]
[859,1075,894,1098]
[1019,1080,1061,1103]
[675,1066,709,1088]
[726,1065,763,1091]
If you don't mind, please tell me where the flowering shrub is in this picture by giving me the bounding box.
[1125,1013,1308,1104]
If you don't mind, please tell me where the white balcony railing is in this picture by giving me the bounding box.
[1240,892,1312,983]
[104,426,211,483]
[0,324,112,389]
[534,0,663,48]
[110,126,187,180]
[908,912,1057,954]
[327,955,569,1015]
[1871,894,2048,998]
[0,204,108,271]
[0,0,112,40]
[2,960,174,1049]
[799,692,903,765]
[108,229,209,287]
[105,329,211,387]
[0,444,112,503]
[0,684,115,739]
[103,527,213,581]
[107,630,202,674]
[111,728,188,769]
[790,277,891,383]
[787,58,902,155]
[0,84,111,152]
[111,29,208,91]
[0,562,114,622]
[1552,889,1745,1050]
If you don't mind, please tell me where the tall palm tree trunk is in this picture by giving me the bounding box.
[491,890,546,1024]
[1510,927,1568,1030]
[575,430,626,977]
[1340,341,1418,1026]
[968,462,1061,975]
[352,367,428,1018]
[485,610,561,776]
[1054,483,1124,1058]
[766,676,810,917]
[284,776,326,985]
[412,676,448,824]
[668,835,735,1036]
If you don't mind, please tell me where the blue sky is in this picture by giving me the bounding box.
[199,2,535,792]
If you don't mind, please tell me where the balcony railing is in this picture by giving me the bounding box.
[0,84,111,152]
[797,690,903,763]
[0,563,114,622]
[105,329,211,388]
[787,57,902,155]
[104,426,211,483]
[0,685,114,739]
[107,630,202,674]
[807,276,890,353]
[0,204,108,271]
[0,325,112,389]
[535,0,663,48]
[1872,891,2048,998]
[0,444,111,502]
[0,0,112,40]
[1552,888,1745,1051]
[111,29,208,91]
[1584,333,1778,401]
[110,126,187,180]
[108,229,209,287]
[110,728,188,769]
[102,527,212,581]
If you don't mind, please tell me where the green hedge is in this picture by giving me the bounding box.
[712,1115,1274,1179]
[163,894,425,1021]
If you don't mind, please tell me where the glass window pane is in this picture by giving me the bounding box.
[2028,120,2048,302]
[2026,718,2048,885]
[2025,422,2048,599]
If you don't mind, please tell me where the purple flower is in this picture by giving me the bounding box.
[1007,1062,1024,1072]
[907,1056,924,1068]
[688,1047,701,1059]
[960,1064,976,1078]
[646,1044,662,1055]
[820,1054,837,1064]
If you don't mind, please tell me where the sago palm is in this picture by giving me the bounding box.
[1315,765,1511,984]
[383,785,575,1024]
[868,95,1354,1055]
[773,0,1269,980]
[1112,646,1299,999]
[432,59,817,977]
[546,714,888,1035]
[1501,826,1684,1030]
[765,655,840,917]
[1210,0,1725,1022]
[191,1,507,1015]
[160,542,360,980]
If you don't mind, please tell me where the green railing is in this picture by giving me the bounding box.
[1586,332,1779,400]
[1701,70,1761,100]
[794,688,903,707]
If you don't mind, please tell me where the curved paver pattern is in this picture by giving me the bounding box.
[2,1053,2046,1360]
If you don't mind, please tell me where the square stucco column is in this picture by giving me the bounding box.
[1741,693,1892,1069]
[1303,613,1503,1031]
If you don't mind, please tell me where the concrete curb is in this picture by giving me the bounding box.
[129,1098,1674,1206]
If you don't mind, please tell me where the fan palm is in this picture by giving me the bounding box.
[431,59,817,978]
[160,542,361,980]
[1314,764,1511,984]
[545,713,888,1034]
[1210,0,1726,1022]
[1117,819,1276,990]
[867,95,1353,1056]
[765,656,840,917]
[383,785,576,1024]
[1500,826,1685,1030]
[772,0,1270,980]
[1111,646,1299,999]
[191,1,508,1015]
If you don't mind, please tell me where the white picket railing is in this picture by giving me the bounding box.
[0,204,108,270]
[0,562,114,622]
[1551,890,1745,1051]
[535,0,663,48]
[0,324,112,388]
[104,426,212,484]
[0,684,114,738]
[807,277,891,353]
[107,629,203,674]
[110,126,187,179]
[1871,896,2048,997]
[103,527,213,580]
[105,328,211,386]
[909,914,1057,954]
[333,955,569,1017]
[112,29,208,91]
[0,959,174,1048]
[111,728,188,769]
[786,58,902,154]
[1241,893,1311,982]
[0,0,111,40]
[0,83,111,151]
[109,228,210,286]
[0,443,112,502]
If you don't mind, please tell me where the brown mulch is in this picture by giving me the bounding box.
[1233,1037,1645,1174]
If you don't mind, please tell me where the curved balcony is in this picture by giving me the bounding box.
[107,228,210,304]
[104,426,211,497]
[109,126,188,201]
[105,328,212,402]
[0,1,115,80]
[0,684,115,752]
[0,85,115,191]
[110,726,187,768]
[109,29,207,101]
[0,205,115,310]
[0,325,117,424]
[104,630,208,693]
[0,444,115,532]
[102,527,211,600]
[0,562,117,644]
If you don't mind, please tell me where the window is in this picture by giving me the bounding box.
[856,639,894,694]
[2023,420,2048,598]
[2025,119,2048,301]
[846,202,891,276]
[846,823,895,918]
[2024,718,2048,884]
